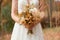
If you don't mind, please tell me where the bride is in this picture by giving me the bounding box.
[11,0,45,40]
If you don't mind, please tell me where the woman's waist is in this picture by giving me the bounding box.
[15,22,41,27]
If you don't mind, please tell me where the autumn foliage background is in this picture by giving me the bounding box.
[0,0,60,40]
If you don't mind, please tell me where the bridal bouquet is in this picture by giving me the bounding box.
[18,5,41,34]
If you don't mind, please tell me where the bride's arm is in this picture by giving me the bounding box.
[39,0,47,11]
[11,0,20,23]
[31,0,46,21]
[39,0,47,19]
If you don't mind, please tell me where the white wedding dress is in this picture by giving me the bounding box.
[11,0,44,40]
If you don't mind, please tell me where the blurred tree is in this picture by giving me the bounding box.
[1,4,14,33]
[1,0,14,34]
[1,0,12,7]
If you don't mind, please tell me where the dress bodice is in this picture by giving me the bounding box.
[18,0,39,13]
